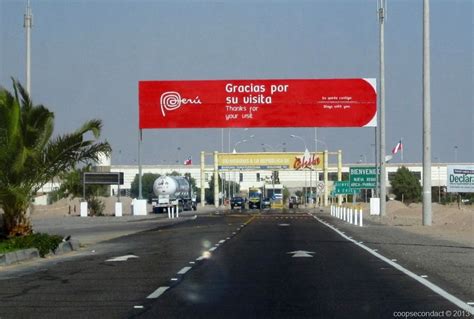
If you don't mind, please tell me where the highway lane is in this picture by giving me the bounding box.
[134,211,469,318]
[0,210,471,318]
[0,214,250,318]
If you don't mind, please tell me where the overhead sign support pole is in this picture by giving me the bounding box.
[338,150,343,205]
[214,152,219,208]
[138,129,143,199]
[200,152,205,208]
[324,150,329,207]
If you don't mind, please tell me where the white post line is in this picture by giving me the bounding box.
[355,208,358,225]
[312,215,474,314]
[147,286,169,299]
[359,209,363,227]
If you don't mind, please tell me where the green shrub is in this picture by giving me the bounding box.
[0,233,63,257]
[88,197,105,216]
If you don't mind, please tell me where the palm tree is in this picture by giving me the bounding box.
[0,79,111,236]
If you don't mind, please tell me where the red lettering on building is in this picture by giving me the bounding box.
[293,155,321,170]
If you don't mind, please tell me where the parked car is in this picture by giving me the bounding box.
[231,196,245,209]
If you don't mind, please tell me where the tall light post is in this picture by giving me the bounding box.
[378,0,387,217]
[314,138,327,205]
[24,0,33,94]
[231,136,253,197]
[422,0,432,226]
[233,139,248,153]
[261,143,274,152]
[291,135,309,206]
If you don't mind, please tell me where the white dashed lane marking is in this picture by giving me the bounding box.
[147,287,169,299]
[177,267,192,275]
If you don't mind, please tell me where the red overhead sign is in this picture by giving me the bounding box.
[139,79,376,129]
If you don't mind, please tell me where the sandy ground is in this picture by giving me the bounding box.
[356,200,473,247]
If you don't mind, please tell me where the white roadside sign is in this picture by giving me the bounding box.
[446,165,474,193]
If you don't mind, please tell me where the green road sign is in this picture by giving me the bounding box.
[349,166,378,189]
[333,181,359,195]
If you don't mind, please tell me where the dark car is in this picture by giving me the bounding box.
[230,196,245,210]
[261,197,271,209]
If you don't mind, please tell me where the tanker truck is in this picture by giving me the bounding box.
[152,176,197,214]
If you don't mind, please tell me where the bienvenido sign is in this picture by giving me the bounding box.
[139,79,377,129]
[349,166,379,189]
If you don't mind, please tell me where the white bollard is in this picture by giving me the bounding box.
[354,208,358,225]
[350,208,353,224]
[343,207,346,221]
[176,206,180,218]
[115,202,122,217]
[171,206,175,219]
[167,208,171,219]
[80,201,88,217]
[359,209,363,227]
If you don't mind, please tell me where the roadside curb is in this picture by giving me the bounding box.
[0,215,198,267]
[0,238,81,266]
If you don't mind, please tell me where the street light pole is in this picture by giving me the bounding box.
[422,0,432,226]
[291,134,309,206]
[378,0,387,217]
[24,0,33,94]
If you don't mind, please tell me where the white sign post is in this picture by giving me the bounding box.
[80,201,88,217]
[370,197,380,215]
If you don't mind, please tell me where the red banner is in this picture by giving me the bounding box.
[139,79,376,129]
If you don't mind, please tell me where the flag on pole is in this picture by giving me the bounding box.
[184,156,192,165]
[392,140,403,154]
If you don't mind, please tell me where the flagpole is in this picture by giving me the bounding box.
[401,138,404,162]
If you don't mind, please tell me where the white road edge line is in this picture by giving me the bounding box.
[219,240,226,244]
[209,247,217,252]
[134,305,144,309]
[312,215,474,314]
[147,286,169,299]
[177,267,192,275]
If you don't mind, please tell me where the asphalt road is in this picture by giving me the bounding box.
[0,210,472,318]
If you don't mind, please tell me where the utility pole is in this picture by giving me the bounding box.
[378,0,387,216]
[422,0,432,225]
[24,0,33,94]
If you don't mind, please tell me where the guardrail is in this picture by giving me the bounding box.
[330,205,363,227]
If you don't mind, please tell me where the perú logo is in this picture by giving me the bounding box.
[160,91,201,117]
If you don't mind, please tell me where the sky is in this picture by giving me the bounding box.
[1,0,472,165]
